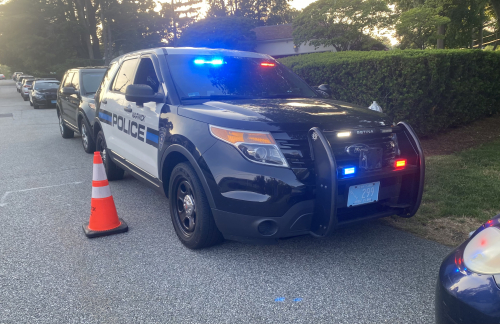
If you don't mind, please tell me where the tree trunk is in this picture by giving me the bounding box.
[171,0,177,46]
[491,0,500,23]
[437,24,445,49]
[75,0,94,59]
[86,0,101,59]
[479,9,484,49]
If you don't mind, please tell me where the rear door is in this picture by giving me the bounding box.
[120,54,164,178]
[59,72,74,120]
[65,72,80,127]
[101,57,139,159]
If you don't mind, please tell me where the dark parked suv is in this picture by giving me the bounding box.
[89,47,425,249]
[57,67,106,153]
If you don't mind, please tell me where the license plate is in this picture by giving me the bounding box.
[51,100,56,104]
[347,182,380,207]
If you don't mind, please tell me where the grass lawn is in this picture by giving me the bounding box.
[382,138,500,246]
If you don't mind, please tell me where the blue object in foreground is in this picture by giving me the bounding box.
[274,297,285,302]
[436,214,500,324]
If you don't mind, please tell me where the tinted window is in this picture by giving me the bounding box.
[34,81,60,90]
[25,80,33,85]
[112,59,138,93]
[63,73,74,87]
[81,71,105,94]
[166,55,317,102]
[134,58,160,93]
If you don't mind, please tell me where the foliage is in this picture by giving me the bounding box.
[206,0,298,25]
[160,0,202,46]
[177,17,257,51]
[292,0,393,51]
[396,6,451,49]
[0,64,11,77]
[280,50,500,136]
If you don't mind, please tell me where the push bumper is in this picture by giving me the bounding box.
[33,97,57,107]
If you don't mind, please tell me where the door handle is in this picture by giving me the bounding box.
[102,99,107,104]
[124,106,132,112]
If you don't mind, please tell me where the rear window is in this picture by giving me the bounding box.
[34,82,60,90]
[82,71,105,94]
[26,80,33,85]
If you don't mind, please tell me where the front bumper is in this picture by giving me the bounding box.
[33,97,57,107]
[202,123,424,243]
[436,244,500,324]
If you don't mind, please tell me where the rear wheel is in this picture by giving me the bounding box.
[58,111,74,138]
[23,95,28,101]
[80,119,96,154]
[95,130,124,181]
[169,162,223,249]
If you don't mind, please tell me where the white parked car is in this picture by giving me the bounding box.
[16,75,33,92]
[0,74,5,80]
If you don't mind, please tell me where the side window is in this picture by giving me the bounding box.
[96,63,117,104]
[63,73,74,87]
[72,72,80,91]
[134,57,160,93]
[112,59,138,94]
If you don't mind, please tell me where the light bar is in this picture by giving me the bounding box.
[395,159,406,168]
[194,59,224,65]
[343,166,356,176]
[337,131,351,138]
[261,62,275,67]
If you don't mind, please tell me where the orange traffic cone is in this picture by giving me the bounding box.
[83,152,128,238]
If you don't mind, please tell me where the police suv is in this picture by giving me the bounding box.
[90,47,425,249]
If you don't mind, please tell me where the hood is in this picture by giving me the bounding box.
[178,98,392,132]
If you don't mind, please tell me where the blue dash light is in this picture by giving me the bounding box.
[343,167,356,176]
[194,58,224,65]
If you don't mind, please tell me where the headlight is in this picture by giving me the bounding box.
[463,226,500,274]
[209,125,288,167]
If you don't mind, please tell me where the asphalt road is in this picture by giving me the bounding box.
[0,79,451,324]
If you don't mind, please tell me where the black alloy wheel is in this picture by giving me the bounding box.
[95,130,124,181]
[169,163,223,249]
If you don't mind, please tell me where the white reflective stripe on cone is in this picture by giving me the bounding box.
[93,163,107,181]
[92,185,112,199]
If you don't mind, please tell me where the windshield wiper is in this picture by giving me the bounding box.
[261,94,313,99]
[181,95,255,101]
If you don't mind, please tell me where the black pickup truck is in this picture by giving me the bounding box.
[92,48,425,249]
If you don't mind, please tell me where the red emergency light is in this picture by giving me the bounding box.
[395,159,406,169]
[260,62,275,67]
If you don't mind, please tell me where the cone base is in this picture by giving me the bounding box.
[83,218,128,238]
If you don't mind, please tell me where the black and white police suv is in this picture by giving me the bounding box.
[91,47,425,249]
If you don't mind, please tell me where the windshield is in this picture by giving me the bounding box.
[34,81,60,90]
[82,71,105,94]
[166,55,317,102]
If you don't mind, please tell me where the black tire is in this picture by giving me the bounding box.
[23,95,28,101]
[79,118,96,153]
[58,110,74,138]
[33,103,39,109]
[169,162,223,249]
[95,130,124,181]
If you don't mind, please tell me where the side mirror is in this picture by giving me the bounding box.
[125,84,163,104]
[62,87,77,95]
[315,84,331,98]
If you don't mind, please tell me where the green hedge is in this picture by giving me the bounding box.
[280,50,500,137]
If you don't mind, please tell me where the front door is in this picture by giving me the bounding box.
[120,55,164,178]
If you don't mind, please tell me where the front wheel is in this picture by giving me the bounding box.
[80,119,96,154]
[95,130,124,181]
[169,162,223,249]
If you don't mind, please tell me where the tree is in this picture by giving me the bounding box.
[205,0,297,25]
[160,0,202,46]
[292,0,393,51]
[177,16,257,51]
[396,6,451,49]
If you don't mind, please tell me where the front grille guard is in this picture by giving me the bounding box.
[307,123,425,237]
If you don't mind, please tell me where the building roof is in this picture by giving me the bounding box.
[253,24,293,41]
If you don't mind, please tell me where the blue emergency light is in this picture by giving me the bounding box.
[343,167,356,176]
[194,58,224,65]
